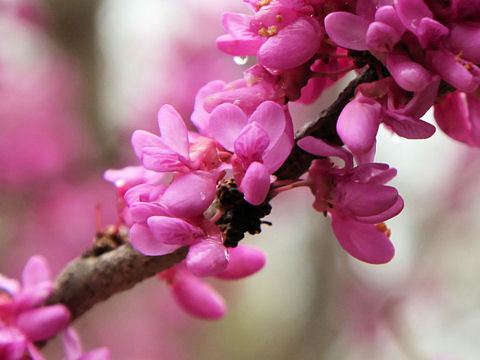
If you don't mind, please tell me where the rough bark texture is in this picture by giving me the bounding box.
[46,243,188,321]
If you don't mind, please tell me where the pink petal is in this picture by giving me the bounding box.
[386,49,431,92]
[209,103,248,151]
[384,112,436,139]
[147,216,203,245]
[339,182,399,217]
[374,6,405,36]
[216,12,262,55]
[216,245,266,280]
[0,274,21,295]
[131,130,164,159]
[17,305,70,341]
[27,343,47,360]
[259,17,322,69]
[331,214,395,264]
[366,21,401,53]
[157,105,190,159]
[128,202,171,223]
[248,101,286,149]
[262,130,294,173]
[356,196,404,223]
[336,95,381,155]
[141,146,187,173]
[239,161,271,205]
[186,239,229,277]
[234,122,270,165]
[161,171,217,218]
[297,137,353,171]
[22,255,51,289]
[129,223,181,256]
[449,22,480,63]
[191,80,227,135]
[62,328,83,360]
[324,12,369,51]
[170,272,226,320]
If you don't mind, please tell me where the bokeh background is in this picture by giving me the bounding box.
[1,0,480,359]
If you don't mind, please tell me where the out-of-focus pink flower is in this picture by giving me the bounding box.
[0,256,70,359]
[434,91,480,147]
[62,327,110,360]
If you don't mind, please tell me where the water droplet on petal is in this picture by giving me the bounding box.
[233,56,248,65]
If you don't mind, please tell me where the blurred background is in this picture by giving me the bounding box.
[1,0,480,359]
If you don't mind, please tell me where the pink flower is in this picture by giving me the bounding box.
[434,91,480,147]
[217,1,323,69]
[159,245,265,319]
[298,137,403,264]
[209,100,293,204]
[0,256,70,360]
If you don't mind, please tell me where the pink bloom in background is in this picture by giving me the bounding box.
[62,328,110,360]
[434,91,480,147]
[0,256,70,360]
[298,137,402,264]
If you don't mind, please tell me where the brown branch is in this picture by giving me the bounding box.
[44,67,379,325]
[46,242,188,321]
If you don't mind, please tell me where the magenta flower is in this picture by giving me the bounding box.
[298,137,403,264]
[434,91,480,147]
[209,100,293,204]
[0,256,70,360]
[217,1,323,69]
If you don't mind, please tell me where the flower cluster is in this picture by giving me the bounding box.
[105,0,480,319]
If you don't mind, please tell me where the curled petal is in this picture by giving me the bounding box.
[186,239,229,277]
[191,80,227,135]
[147,216,203,245]
[248,101,286,148]
[216,245,266,280]
[17,305,70,341]
[337,95,381,155]
[324,12,369,50]
[239,161,271,205]
[129,223,181,256]
[217,12,262,55]
[131,130,164,159]
[259,17,322,69]
[356,196,404,224]
[386,49,431,92]
[384,112,436,139]
[170,272,226,319]
[339,183,399,218]
[331,213,395,264]
[297,136,353,170]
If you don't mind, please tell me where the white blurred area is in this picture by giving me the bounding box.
[2,0,479,358]
[94,1,480,359]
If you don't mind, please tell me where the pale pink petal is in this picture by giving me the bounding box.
[170,272,226,319]
[248,101,286,149]
[209,103,249,151]
[129,223,181,256]
[27,343,47,360]
[62,328,83,360]
[157,105,189,159]
[191,80,227,135]
[130,130,164,159]
[0,274,21,295]
[128,202,171,223]
[186,239,230,277]
[217,12,262,55]
[17,305,70,341]
[259,17,322,69]
[16,282,54,309]
[141,146,187,173]
[234,122,270,165]
[161,171,217,218]
[147,216,203,245]
[324,12,369,50]
[22,255,51,289]
[216,245,266,280]
[331,214,395,264]
[239,161,271,205]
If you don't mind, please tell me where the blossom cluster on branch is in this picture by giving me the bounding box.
[2,0,480,358]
